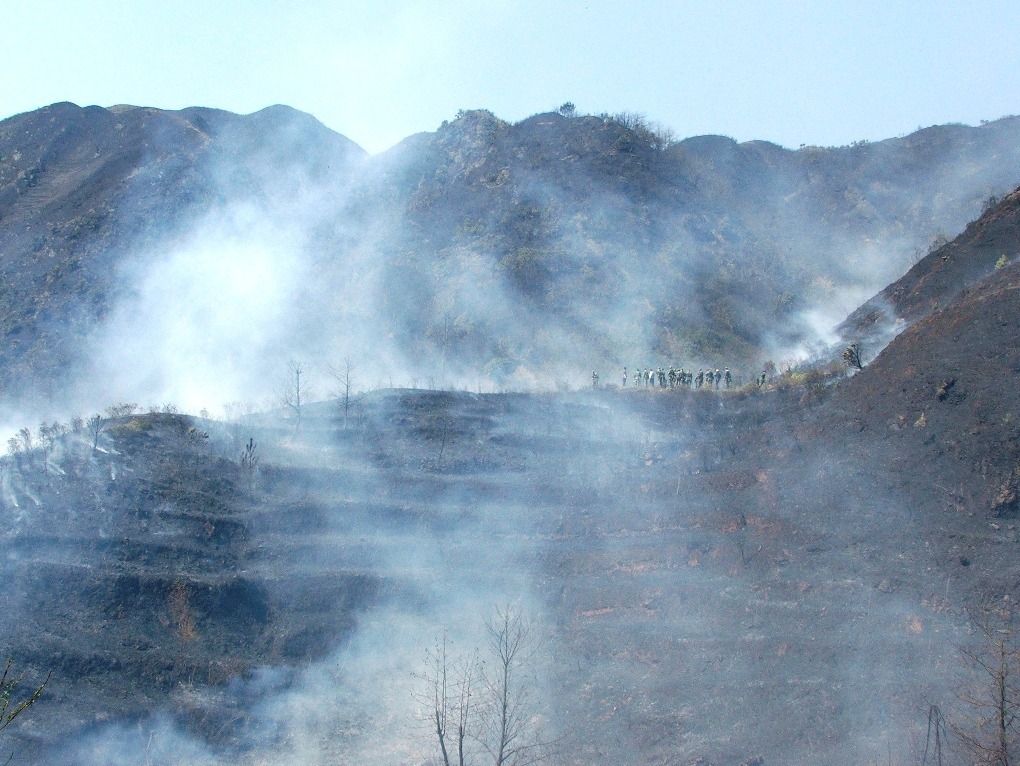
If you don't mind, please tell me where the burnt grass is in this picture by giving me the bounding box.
[1,106,1019,766]
[3,191,1020,761]
[3,283,1020,766]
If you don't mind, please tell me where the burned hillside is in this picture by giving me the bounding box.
[2,104,1020,765]
[2,353,1016,764]
[840,185,1020,349]
[3,104,1020,415]
[834,184,1020,551]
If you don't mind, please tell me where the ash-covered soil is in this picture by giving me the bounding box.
[840,186,1020,351]
[3,363,1017,764]
[1,188,1019,764]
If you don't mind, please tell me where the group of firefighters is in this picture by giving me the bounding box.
[590,366,733,390]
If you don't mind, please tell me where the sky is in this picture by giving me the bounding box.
[3,0,1020,154]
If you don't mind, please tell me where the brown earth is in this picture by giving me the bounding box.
[839,186,1020,351]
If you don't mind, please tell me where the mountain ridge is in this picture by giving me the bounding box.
[2,102,1020,414]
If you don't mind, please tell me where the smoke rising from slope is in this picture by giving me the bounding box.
[72,158,413,417]
[5,106,1020,765]
[84,206,309,411]
[0,110,1003,429]
[42,397,558,764]
[0,375,987,765]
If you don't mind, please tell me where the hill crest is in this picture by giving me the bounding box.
[3,102,1020,415]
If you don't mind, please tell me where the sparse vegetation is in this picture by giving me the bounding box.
[950,619,1020,765]
[842,342,865,371]
[416,606,550,766]
[1,658,48,745]
[328,358,358,430]
[85,413,105,451]
[104,403,138,418]
[610,111,677,150]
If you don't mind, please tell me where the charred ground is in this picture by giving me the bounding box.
[3,304,1019,766]
[1,106,1020,764]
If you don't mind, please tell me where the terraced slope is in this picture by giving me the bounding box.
[1,384,985,765]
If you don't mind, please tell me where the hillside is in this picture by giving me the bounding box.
[2,191,1020,761]
[0,389,965,765]
[2,104,1020,415]
[2,103,1020,764]
[836,241,1020,577]
[839,185,1020,351]
[822,186,1020,602]
[368,111,1020,379]
[4,322,1019,765]
[0,102,364,410]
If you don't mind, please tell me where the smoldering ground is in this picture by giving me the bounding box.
[4,106,1020,765]
[0,385,982,766]
[8,394,562,765]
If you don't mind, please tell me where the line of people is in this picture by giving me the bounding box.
[594,366,732,389]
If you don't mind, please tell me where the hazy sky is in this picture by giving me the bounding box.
[4,0,1019,153]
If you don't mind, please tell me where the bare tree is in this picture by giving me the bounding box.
[612,110,647,132]
[6,427,29,459]
[415,607,550,766]
[921,704,947,766]
[414,635,476,766]
[15,429,33,455]
[479,605,548,766]
[609,111,676,150]
[37,422,66,475]
[951,620,1020,765]
[328,358,357,430]
[85,414,105,452]
[280,359,311,428]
